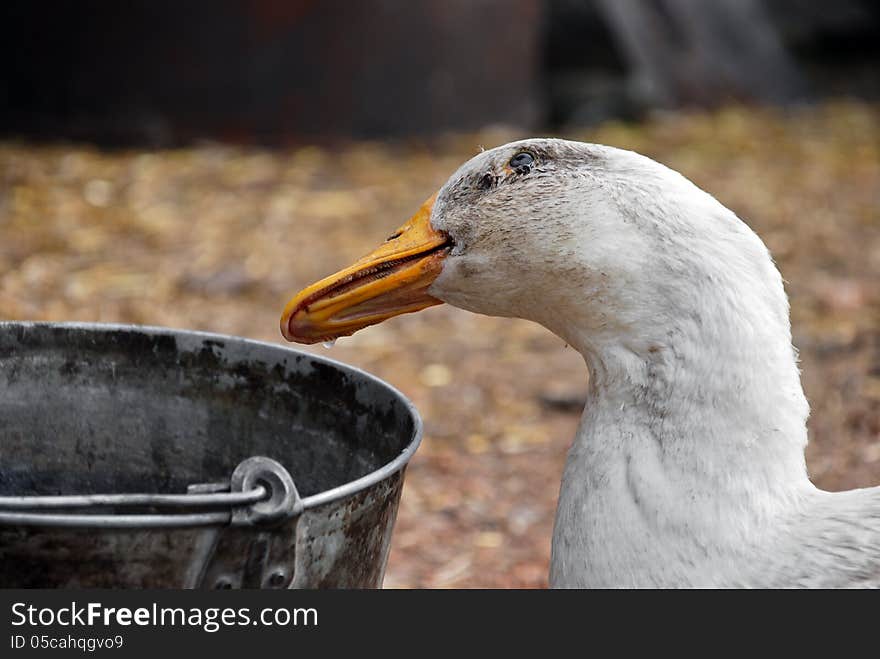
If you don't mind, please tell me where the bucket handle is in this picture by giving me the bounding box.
[0,456,302,529]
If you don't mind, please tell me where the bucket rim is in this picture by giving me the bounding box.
[0,320,424,513]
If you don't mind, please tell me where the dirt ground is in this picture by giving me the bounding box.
[1,101,878,587]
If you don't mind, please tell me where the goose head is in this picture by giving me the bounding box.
[281,138,793,377]
[280,138,828,588]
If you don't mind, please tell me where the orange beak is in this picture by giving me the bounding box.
[280,194,451,344]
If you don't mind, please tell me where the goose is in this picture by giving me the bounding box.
[279,138,880,588]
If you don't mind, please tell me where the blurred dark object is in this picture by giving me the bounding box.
[0,0,878,145]
[0,0,542,146]
[546,0,880,127]
[595,0,807,107]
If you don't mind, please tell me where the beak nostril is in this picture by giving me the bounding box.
[386,230,403,241]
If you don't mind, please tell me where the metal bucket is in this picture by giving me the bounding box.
[0,322,422,588]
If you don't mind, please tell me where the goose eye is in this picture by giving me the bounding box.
[509,152,534,172]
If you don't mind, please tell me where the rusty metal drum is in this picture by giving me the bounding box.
[0,322,422,588]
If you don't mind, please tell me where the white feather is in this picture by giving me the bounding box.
[428,138,880,588]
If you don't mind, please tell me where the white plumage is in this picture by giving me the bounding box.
[282,137,880,587]
[425,139,880,587]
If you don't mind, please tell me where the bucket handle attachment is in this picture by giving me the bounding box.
[0,456,302,529]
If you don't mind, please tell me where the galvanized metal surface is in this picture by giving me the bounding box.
[0,486,267,511]
[0,322,422,588]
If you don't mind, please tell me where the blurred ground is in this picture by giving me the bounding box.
[1,101,878,587]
